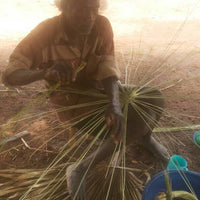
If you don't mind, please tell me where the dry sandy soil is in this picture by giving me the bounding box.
[0,0,200,199]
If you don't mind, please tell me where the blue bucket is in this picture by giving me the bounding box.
[142,170,200,200]
[193,130,200,147]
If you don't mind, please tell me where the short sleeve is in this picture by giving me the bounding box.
[94,16,121,80]
[2,17,58,85]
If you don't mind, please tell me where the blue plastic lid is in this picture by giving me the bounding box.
[167,155,188,171]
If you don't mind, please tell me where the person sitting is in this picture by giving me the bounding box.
[2,0,170,199]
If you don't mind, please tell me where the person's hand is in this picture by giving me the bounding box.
[44,62,77,85]
[105,104,125,144]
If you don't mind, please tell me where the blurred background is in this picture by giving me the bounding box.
[0,0,200,52]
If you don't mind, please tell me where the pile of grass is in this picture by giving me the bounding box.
[0,80,199,199]
[0,85,160,200]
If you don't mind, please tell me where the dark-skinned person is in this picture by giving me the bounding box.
[2,0,170,199]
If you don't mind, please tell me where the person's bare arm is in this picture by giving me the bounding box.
[3,62,77,87]
[102,76,125,143]
[4,68,45,86]
[2,17,62,87]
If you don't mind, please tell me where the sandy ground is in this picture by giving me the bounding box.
[0,0,200,199]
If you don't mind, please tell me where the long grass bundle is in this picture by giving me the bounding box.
[0,166,67,200]
[86,163,145,200]
[0,81,199,199]
[0,85,159,200]
[0,162,150,200]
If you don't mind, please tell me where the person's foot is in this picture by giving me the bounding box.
[143,136,170,166]
[66,163,87,200]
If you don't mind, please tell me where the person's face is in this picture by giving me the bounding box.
[63,0,100,35]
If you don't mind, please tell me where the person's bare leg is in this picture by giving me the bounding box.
[126,87,170,166]
[140,111,170,165]
[66,137,116,200]
[142,133,170,164]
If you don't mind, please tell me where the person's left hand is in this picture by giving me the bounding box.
[44,62,77,85]
[105,104,125,144]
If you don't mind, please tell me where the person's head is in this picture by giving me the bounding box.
[60,0,100,35]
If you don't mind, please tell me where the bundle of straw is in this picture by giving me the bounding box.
[0,83,198,200]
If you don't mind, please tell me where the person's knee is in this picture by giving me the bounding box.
[119,84,165,127]
[118,84,164,104]
[140,87,165,109]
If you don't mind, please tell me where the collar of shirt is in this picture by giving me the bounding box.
[54,14,70,45]
[54,14,98,60]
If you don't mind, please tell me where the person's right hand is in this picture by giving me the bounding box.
[44,62,77,85]
[105,103,125,144]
